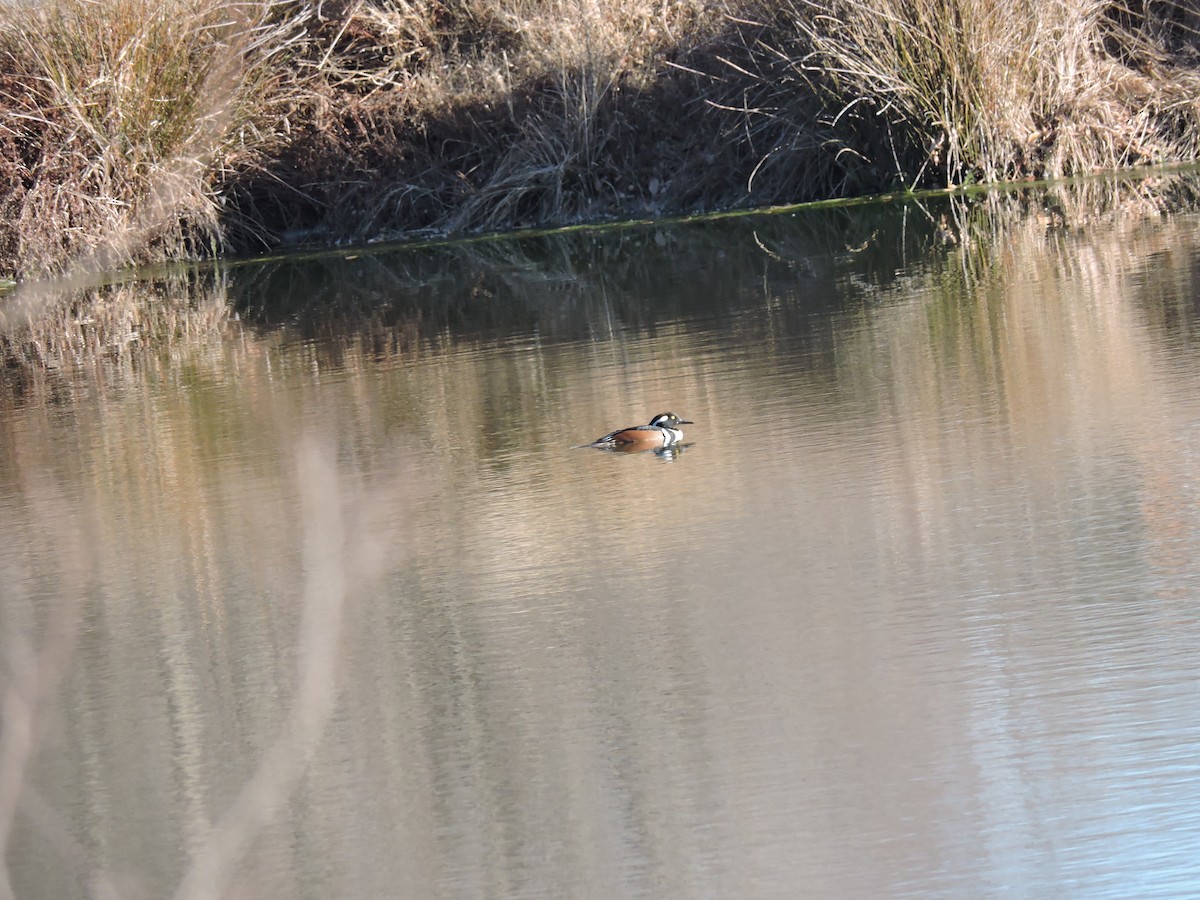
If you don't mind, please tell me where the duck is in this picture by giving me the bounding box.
[584,412,693,449]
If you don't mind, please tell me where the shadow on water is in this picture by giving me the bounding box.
[229,208,869,341]
[230,168,1200,345]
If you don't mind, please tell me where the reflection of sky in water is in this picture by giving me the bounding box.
[964,604,1200,898]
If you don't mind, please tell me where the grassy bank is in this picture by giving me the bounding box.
[1,0,1199,282]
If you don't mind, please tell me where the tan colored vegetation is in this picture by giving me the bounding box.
[757,0,1200,191]
[0,0,308,278]
[0,0,1198,284]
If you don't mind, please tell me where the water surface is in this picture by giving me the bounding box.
[4,179,1200,898]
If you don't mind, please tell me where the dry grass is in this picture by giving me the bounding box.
[731,0,1200,194]
[0,0,313,278]
[1,0,1199,286]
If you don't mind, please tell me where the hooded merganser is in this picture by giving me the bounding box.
[584,412,693,449]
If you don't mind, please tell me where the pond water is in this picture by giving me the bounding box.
[4,176,1200,899]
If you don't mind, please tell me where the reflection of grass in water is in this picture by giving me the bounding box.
[0,475,91,900]
[878,171,1200,320]
[838,172,1200,431]
[0,269,233,389]
[2,172,1199,383]
[0,437,412,898]
[172,440,348,900]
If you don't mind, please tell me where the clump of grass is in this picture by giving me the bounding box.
[728,0,1200,194]
[0,0,311,279]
